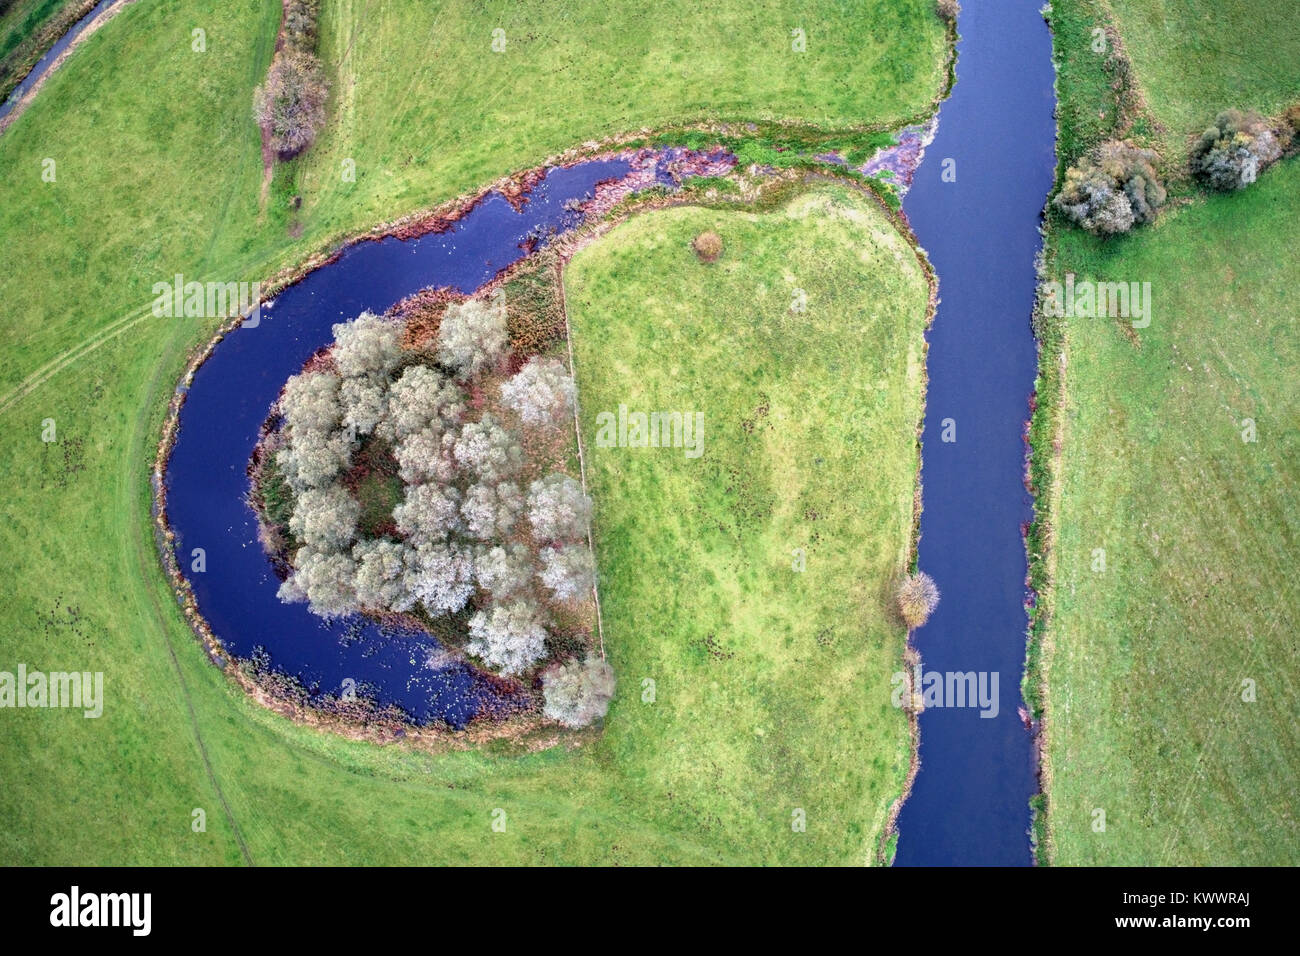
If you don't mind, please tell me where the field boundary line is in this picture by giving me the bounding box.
[555,261,607,661]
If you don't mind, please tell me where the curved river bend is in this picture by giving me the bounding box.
[895,0,1057,865]
[165,2,1057,861]
[167,159,642,727]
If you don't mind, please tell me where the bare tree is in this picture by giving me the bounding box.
[500,357,576,428]
[474,543,535,598]
[393,482,462,543]
[288,482,360,551]
[538,544,596,602]
[331,311,403,379]
[466,598,548,676]
[542,655,616,728]
[527,473,592,543]
[453,413,522,484]
[436,296,510,380]
[385,364,465,441]
[278,547,357,619]
[461,481,523,540]
[405,542,475,614]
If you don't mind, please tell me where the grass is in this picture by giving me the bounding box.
[1109,0,1300,139]
[566,185,929,863]
[0,0,942,863]
[1033,0,1300,864]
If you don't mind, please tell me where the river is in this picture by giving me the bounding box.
[893,0,1057,866]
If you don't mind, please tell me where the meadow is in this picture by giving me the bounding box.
[0,0,942,863]
[1034,0,1300,864]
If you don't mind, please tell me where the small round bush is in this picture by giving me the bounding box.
[897,572,940,630]
[936,0,960,23]
[692,230,723,263]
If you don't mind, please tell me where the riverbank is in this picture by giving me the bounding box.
[0,0,130,135]
[1028,0,1300,864]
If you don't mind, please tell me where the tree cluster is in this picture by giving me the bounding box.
[268,297,599,681]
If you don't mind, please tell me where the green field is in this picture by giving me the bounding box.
[1034,0,1300,864]
[1110,0,1300,139]
[567,186,928,863]
[0,0,941,864]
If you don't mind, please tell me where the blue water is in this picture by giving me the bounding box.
[0,0,120,125]
[894,1,1057,865]
[166,160,634,727]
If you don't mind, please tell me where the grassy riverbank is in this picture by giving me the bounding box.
[0,0,943,863]
[0,0,91,102]
[1032,0,1300,864]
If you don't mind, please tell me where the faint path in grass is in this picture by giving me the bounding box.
[125,312,255,865]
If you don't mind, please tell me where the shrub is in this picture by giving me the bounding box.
[897,572,940,630]
[437,296,510,379]
[500,357,576,428]
[936,0,960,22]
[467,599,548,676]
[542,655,616,728]
[538,544,596,602]
[253,50,329,159]
[1054,141,1165,235]
[1191,110,1284,191]
[527,474,592,543]
[282,0,321,53]
[1284,103,1300,144]
[692,230,723,262]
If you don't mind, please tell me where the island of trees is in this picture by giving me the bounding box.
[250,293,614,728]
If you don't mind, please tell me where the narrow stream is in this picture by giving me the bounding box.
[0,0,122,125]
[894,0,1057,865]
